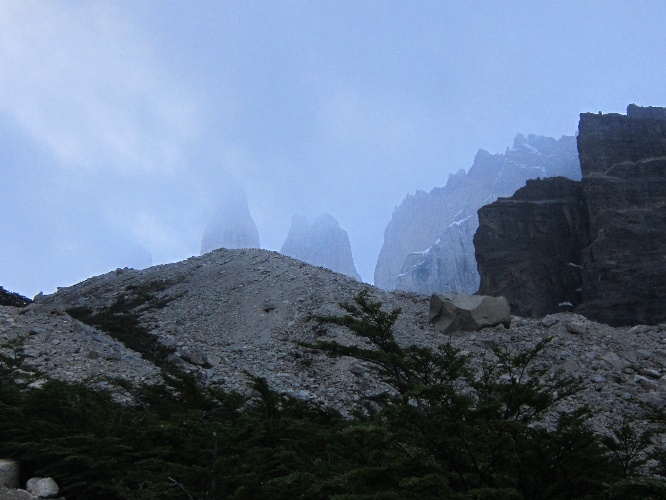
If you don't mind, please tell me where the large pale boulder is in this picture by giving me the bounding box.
[0,459,19,488]
[429,293,511,334]
[26,477,59,499]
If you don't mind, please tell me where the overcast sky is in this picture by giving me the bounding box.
[1,0,665,297]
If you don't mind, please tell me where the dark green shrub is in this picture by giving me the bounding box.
[0,285,31,307]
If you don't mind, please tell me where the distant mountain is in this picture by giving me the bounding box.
[281,213,361,280]
[201,190,260,254]
[374,134,581,294]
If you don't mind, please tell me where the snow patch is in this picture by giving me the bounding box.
[448,215,473,228]
[411,246,432,256]
[521,142,541,154]
[450,208,463,221]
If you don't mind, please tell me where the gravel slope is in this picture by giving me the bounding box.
[1,248,665,436]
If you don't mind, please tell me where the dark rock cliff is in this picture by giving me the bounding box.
[475,177,588,317]
[576,108,666,326]
[475,105,666,326]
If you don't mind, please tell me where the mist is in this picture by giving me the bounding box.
[1,0,665,297]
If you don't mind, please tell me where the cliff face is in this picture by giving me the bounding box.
[280,214,361,280]
[201,191,260,254]
[475,177,588,317]
[475,105,666,326]
[576,108,666,325]
[375,134,580,294]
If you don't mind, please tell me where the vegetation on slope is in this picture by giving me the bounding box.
[0,286,31,307]
[1,291,665,499]
[66,279,178,366]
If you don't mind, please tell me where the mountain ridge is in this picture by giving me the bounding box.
[375,133,581,295]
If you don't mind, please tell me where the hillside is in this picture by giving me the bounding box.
[0,248,663,431]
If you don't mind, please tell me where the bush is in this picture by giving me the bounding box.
[307,290,664,498]
[0,286,31,307]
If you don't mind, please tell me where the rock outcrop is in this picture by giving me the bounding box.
[475,177,588,317]
[201,190,260,254]
[576,106,666,326]
[375,134,580,295]
[0,459,19,488]
[280,214,361,280]
[429,293,510,335]
[475,105,666,326]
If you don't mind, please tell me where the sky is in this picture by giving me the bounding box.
[1,0,665,297]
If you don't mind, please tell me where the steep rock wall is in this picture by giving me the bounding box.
[475,105,666,326]
[576,109,666,325]
[475,177,588,317]
[375,134,580,294]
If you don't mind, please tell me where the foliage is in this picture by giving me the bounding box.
[1,291,665,498]
[0,285,31,307]
[308,289,665,498]
[66,280,179,366]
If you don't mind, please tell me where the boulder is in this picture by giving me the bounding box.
[599,352,631,371]
[429,293,511,334]
[566,320,589,335]
[26,477,59,499]
[204,353,221,367]
[0,486,34,499]
[0,459,19,488]
[180,349,208,367]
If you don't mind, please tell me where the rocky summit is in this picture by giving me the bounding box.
[280,213,361,281]
[375,133,580,295]
[475,105,666,326]
[2,248,666,434]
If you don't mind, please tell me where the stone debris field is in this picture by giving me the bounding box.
[2,248,666,436]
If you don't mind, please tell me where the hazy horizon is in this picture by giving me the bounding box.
[2,1,665,297]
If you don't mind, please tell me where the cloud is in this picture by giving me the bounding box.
[318,88,419,147]
[0,0,198,173]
